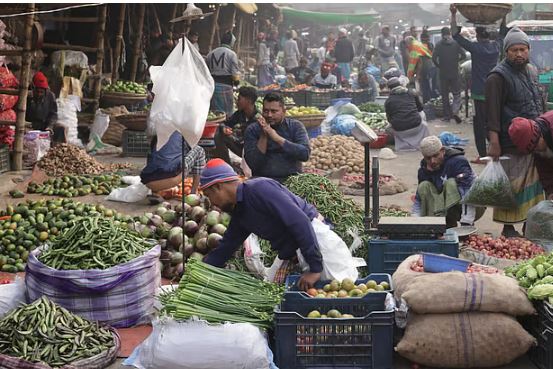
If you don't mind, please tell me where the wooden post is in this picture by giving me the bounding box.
[167,3,178,41]
[208,6,221,51]
[129,4,146,82]
[235,13,243,55]
[92,5,107,111]
[112,3,126,82]
[13,4,35,171]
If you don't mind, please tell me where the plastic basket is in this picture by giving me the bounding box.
[521,300,553,369]
[296,114,325,129]
[0,145,9,173]
[352,90,371,106]
[122,130,150,157]
[283,90,307,106]
[274,298,394,369]
[369,133,389,149]
[283,274,393,316]
[368,238,459,274]
[421,253,470,273]
[307,90,338,109]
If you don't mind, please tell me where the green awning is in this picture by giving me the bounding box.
[279,6,380,25]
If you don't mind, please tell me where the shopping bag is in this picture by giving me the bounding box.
[149,38,214,150]
[462,157,517,209]
[526,200,553,251]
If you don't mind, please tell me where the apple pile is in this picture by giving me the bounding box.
[464,235,544,261]
[307,309,355,319]
[305,278,390,298]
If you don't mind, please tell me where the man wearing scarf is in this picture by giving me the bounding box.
[405,36,433,101]
[485,27,546,237]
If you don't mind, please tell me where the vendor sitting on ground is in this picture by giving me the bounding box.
[384,77,430,152]
[311,62,338,89]
[200,159,358,290]
[508,111,553,200]
[412,136,483,228]
[350,70,378,102]
[212,86,259,165]
[26,72,59,140]
[140,131,206,202]
[244,92,310,182]
[290,57,315,85]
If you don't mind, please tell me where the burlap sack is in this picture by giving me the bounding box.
[459,246,518,270]
[396,312,535,368]
[393,255,535,316]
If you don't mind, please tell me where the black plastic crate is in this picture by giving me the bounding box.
[368,237,459,274]
[283,90,307,106]
[522,300,553,369]
[0,145,9,173]
[274,297,394,369]
[307,90,338,109]
[283,274,393,316]
[122,130,150,157]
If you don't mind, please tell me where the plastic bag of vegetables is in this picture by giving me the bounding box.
[462,157,516,209]
[330,114,358,136]
[525,200,553,251]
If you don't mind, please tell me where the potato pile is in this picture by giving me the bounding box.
[306,135,365,175]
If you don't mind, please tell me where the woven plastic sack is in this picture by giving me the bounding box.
[462,157,517,209]
[0,66,18,88]
[396,312,535,368]
[0,328,120,369]
[526,200,553,251]
[25,244,160,328]
[0,93,17,111]
[0,108,16,121]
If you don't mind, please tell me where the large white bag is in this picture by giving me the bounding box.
[0,277,25,319]
[124,318,271,369]
[149,38,214,150]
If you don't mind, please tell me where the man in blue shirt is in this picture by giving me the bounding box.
[200,159,358,290]
[244,93,310,182]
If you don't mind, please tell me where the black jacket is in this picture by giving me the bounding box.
[334,37,354,63]
[432,37,466,80]
[385,89,423,132]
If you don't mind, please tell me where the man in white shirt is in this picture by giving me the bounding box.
[284,30,300,72]
[311,62,337,89]
[257,32,273,87]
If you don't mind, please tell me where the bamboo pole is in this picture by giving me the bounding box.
[13,3,35,171]
[235,13,243,55]
[129,4,146,82]
[167,4,178,41]
[208,6,221,51]
[92,4,107,111]
[112,3,126,82]
[42,43,97,53]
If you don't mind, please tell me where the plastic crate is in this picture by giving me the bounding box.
[307,126,322,139]
[307,90,338,109]
[0,145,9,173]
[421,253,470,273]
[283,274,393,316]
[367,237,459,274]
[122,130,150,157]
[283,90,307,106]
[522,300,553,369]
[274,297,394,369]
[369,133,389,149]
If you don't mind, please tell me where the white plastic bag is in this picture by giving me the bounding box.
[462,156,517,209]
[297,218,359,281]
[51,50,88,70]
[56,96,83,147]
[0,277,25,318]
[149,38,214,150]
[23,130,50,167]
[107,183,150,203]
[243,234,267,279]
[90,109,110,139]
[124,318,270,369]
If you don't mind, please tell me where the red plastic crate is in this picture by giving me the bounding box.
[369,133,389,149]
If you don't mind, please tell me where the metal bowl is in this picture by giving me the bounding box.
[455,3,512,25]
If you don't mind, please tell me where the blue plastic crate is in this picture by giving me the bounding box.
[421,253,470,273]
[274,297,394,369]
[283,274,393,317]
[307,126,321,139]
[367,237,459,274]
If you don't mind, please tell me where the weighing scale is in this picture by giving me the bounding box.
[377,216,447,240]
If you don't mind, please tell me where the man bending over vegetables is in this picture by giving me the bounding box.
[200,158,358,290]
[412,136,483,228]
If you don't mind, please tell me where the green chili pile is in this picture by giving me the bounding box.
[39,217,154,270]
[161,259,283,329]
[0,296,115,367]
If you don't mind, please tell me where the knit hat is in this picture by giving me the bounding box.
[32,72,48,89]
[420,136,443,157]
[384,67,401,80]
[508,117,541,154]
[503,27,530,52]
[387,77,401,89]
[199,158,239,190]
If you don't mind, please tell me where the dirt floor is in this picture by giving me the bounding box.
[0,116,537,368]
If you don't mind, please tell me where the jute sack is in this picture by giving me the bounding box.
[396,312,535,368]
[393,255,535,316]
[459,246,518,270]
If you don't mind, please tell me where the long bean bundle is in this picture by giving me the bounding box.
[161,259,283,329]
[39,217,154,270]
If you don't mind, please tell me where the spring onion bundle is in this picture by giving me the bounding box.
[161,259,283,329]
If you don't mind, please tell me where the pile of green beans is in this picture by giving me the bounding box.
[39,217,153,270]
[0,296,114,367]
[285,174,368,260]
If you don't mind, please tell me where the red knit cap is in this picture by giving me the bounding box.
[508,117,541,154]
[32,72,48,89]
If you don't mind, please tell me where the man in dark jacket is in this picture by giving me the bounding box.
[508,111,553,200]
[376,26,398,72]
[432,27,466,123]
[451,4,507,161]
[412,136,480,228]
[334,28,355,83]
[26,72,57,132]
[485,26,545,237]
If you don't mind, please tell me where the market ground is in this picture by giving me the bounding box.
[0,116,536,368]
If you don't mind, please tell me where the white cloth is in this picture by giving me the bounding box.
[391,116,431,152]
[283,39,300,69]
[257,42,271,66]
